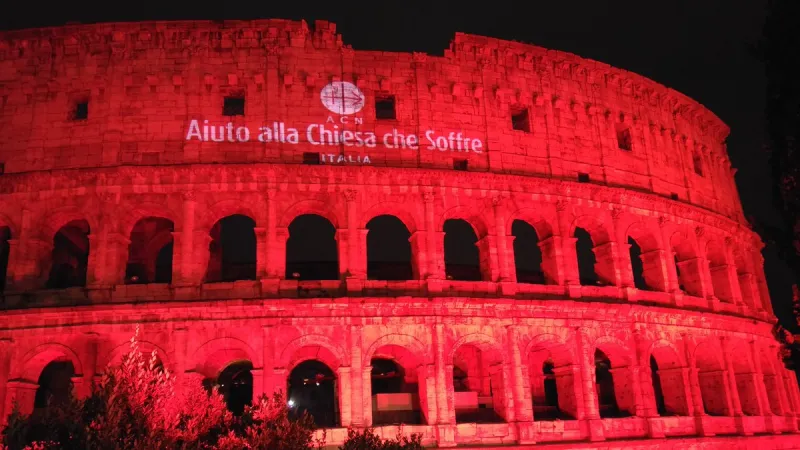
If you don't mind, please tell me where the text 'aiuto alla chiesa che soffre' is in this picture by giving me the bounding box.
[0,19,798,449]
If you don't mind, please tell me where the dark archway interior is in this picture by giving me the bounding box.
[628,236,649,290]
[511,219,544,284]
[443,219,481,281]
[370,358,423,425]
[574,227,598,286]
[208,215,256,282]
[34,360,75,410]
[595,349,622,418]
[154,242,173,283]
[217,360,253,415]
[287,360,338,428]
[366,215,412,280]
[125,217,174,284]
[286,214,339,281]
[47,220,90,289]
[0,226,10,292]
[650,356,667,416]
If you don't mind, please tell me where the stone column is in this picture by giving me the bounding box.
[749,341,770,416]
[409,231,428,280]
[423,190,444,281]
[3,380,38,417]
[361,365,372,426]
[0,339,11,425]
[344,190,365,280]
[250,368,264,400]
[640,248,669,293]
[337,366,352,427]
[349,325,365,427]
[555,201,580,296]
[575,328,604,441]
[81,332,99,397]
[254,227,267,280]
[261,189,282,294]
[493,198,515,283]
[475,234,499,282]
[88,232,129,288]
[175,192,198,286]
[172,327,188,386]
[261,326,276,396]
[723,241,744,305]
[507,326,535,444]
[681,334,714,437]
[8,237,52,292]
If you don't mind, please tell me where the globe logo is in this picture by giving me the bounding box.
[320,81,365,115]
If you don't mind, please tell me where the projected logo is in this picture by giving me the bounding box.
[320,81,365,115]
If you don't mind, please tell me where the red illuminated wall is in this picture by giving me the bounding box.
[0,20,797,448]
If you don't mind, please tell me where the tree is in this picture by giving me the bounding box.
[339,428,423,450]
[2,327,318,450]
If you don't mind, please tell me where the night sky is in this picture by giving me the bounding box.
[3,1,793,329]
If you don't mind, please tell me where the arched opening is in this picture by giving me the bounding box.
[452,343,506,423]
[574,227,598,286]
[706,242,734,303]
[286,214,339,281]
[34,360,75,411]
[370,353,424,425]
[217,361,253,415]
[444,219,481,281]
[287,360,339,428]
[125,217,174,284]
[207,215,256,282]
[728,345,761,416]
[0,226,10,291]
[595,349,620,418]
[511,220,544,284]
[528,342,576,421]
[47,220,90,289]
[628,237,649,290]
[366,215,412,280]
[694,342,729,416]
[671,235,701,297]
[650,345,690,416]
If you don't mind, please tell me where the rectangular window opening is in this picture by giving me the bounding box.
[617,127,632,151]
[0,162,4,175]
[511,106,530,132]
[375,95,396,120]
[578,173,590,183]
[670,193,679,200]
[223,96,245,116]
[693,152,704,176]
[70,100,89,121]
[453,159,468,171]
[302,152,320,165]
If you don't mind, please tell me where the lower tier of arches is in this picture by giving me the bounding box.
[0,297,798,447]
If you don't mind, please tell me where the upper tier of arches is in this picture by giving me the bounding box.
[0,20,742,222]
[0,163,770,325]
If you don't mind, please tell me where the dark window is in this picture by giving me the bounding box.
[70,100,88,121]
[692,151,704,176]
[375,95,396,120]
[453,159,468,171]
[223,96,245,116]
[670,193,679,200]
[0,162,4,175]
[511,107,530,132]
[578,173,590,183]
[617,127,632,151]
[302,152,320,165]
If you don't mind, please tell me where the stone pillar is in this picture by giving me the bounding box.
[749,341,771,417]
[261,189,282,294]
[7,237,52,291]
[593,241,621,287]
[250,368,264,400]
[640,249,669,293]
[720,338,744,416]
[361,365,372,426]
[753,252,772,315]
[0,339,11,425]
[88,232,129,288]
[337,366,352,427]
[4,380,38,417]
[261,326,276,396]
[475,234,499,282]
[423,190,443,281]
[493,199,514,283]
[555,201,580,293]
[681,334,715,437]
[417,364,438,425]
[575,329,604,441]
[344,190,365,280]
[432,323,456,447]
[538,235,565,285]
[172,327,188,386]
[81,332,99,397]
[409,231,428,280]
[254,227,267,280]
[507,326,535,444]
[723,243,744,305]
[349,325,365,427]
[175,193,200,286]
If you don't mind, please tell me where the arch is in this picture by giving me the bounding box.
[506,208,555,239]
[647,340,684,370]
[365,215,413,280]
[448,333,505,363]
[119,202,179,237]
[363,333,429,368]
[286,214,339,280]
[669,230,697,261]
[524,333,574,368]
[189,337,259,379]
[570,214,612,245]
[99,340,170,371]
[511,219,547,284]
[360,202,419,234]
[592,336,632,368]
[126,217,175,284]
[625,222,661,252]
[692,339,728,416]
[207,214,257,282]
[438,205,491,237]
[525,333,577,421]
[279,334,347,372]
[199,199,261,231]
[39,207,97,241]
[279,199,342,229]
[12,343,84,382]
[0,211,20,238]
[705,239,728,266]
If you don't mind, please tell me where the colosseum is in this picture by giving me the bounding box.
[0,19,798,448]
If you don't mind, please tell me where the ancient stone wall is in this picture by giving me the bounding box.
[0,20,796,448]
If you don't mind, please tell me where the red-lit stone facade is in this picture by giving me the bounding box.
[0,20,798,448]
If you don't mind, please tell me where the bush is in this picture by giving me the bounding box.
[2,327,319,450]
[339,428,423,450]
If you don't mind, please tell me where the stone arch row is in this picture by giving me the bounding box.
[0,195,766,311]
[4,326,798,438]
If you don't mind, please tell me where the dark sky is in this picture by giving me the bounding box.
[3,1,794,328]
